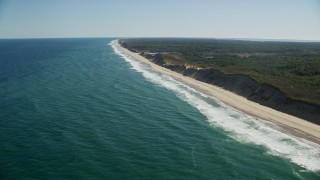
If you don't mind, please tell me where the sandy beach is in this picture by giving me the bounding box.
[116,40,320,144]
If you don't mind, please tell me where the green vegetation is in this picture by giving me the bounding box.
[121,38,320,105]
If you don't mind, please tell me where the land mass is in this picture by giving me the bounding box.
[119,38,320,125]
[115,40,320,144]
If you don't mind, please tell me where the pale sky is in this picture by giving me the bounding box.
[0,0,319,40]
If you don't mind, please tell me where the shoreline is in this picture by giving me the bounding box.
[115,40,320,145]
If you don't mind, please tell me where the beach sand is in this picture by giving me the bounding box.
[116,41,320,144]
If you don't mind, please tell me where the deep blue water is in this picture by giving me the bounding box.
[0,38,319,179]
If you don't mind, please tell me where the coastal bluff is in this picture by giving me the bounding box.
[165,65,320,125]
[119,41,320,125]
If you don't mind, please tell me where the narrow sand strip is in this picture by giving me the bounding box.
[115,41,320,144]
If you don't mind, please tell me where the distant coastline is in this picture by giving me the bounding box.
[115,40,320,144]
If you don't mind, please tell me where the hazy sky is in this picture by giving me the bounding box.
[0,0,319,40]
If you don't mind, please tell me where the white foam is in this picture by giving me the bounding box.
[110,40,320,172]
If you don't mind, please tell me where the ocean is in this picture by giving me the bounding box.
[0,38,319,179]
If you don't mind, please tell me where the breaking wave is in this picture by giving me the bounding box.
[111,40,320,172]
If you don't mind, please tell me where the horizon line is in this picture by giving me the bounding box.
[1,36,320,43]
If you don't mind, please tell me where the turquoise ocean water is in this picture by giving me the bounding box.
[0,38,319,179]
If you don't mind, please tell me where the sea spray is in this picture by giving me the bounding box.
[111,40,320,172]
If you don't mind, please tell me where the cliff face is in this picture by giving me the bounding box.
[118,41,320,125]
[165,65,320,124]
